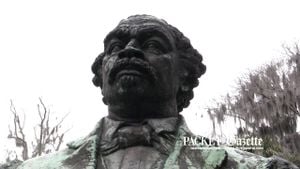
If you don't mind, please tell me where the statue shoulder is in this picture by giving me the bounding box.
[0,159,22,169]
[265,156,299,169]
[16,148,73,169]
[223,147,299,169]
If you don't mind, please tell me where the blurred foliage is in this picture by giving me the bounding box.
[207,44,300,166]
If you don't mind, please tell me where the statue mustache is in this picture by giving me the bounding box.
[109,58,157,84]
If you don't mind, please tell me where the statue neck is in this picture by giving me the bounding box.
[107,99,178,122]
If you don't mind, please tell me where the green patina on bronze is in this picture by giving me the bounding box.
[13,116,299,169]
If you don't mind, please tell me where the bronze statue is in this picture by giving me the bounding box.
[16,15,299,169]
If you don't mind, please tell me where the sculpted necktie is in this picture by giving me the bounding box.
[99,122,176,156]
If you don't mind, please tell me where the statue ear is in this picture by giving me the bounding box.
[102,97,108,105]
[92,52,105,87]
[178,68,191,92]
[180,84,190,92]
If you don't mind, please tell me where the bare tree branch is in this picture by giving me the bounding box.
[8,100,29,160]
[7,98,69,161]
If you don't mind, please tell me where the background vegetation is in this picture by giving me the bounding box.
[207,45,300,166]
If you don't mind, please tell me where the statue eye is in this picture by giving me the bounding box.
[143,40,164,54]
[108,42,123,54]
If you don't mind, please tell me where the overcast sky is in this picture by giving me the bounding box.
[1,0,300,162]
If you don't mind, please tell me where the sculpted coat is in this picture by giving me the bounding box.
[16,116,298,169]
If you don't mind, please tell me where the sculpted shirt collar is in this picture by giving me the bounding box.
[101,116,178,136]
[97,116,179,155]
[67,116,179,153]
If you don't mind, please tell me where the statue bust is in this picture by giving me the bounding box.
[16,15,299,169]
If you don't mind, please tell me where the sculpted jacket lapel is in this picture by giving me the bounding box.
[65,118,104,169]
[162,116,227,169]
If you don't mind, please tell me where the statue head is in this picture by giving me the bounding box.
[92,15,206,119]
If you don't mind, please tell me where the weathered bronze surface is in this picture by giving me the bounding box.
[16,15,299,169]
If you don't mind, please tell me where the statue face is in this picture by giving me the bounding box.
[101,19,181,106]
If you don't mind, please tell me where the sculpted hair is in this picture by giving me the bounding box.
[91,15,206,113]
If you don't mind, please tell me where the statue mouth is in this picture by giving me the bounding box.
[109,59,157,84]
[116,69,143,79]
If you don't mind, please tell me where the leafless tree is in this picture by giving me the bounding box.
[8,100,28,161]
[7,98,69,161]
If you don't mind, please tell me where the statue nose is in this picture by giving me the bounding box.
[118,47,144,59]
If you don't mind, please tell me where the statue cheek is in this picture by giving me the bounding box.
[159,54,176,74]
[103,56,117,74]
